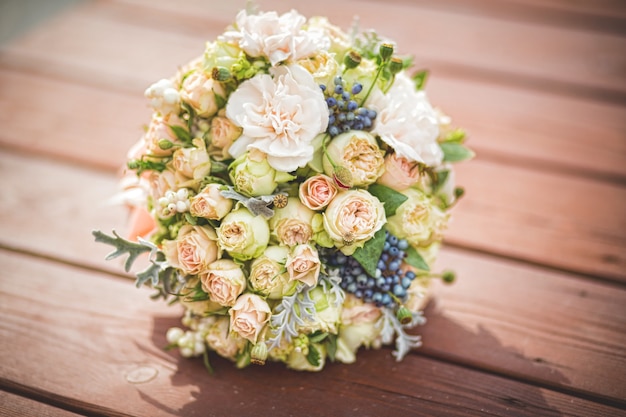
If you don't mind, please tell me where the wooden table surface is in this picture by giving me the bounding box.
[1,0,625,416]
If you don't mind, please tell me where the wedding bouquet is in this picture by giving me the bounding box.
[94,7,473,372]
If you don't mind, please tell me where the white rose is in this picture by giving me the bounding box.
[368,72,442,166]
[386,188,448,246]
[222,9,329,66]
[226,64,329,172]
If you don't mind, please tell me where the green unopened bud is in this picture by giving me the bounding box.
[344,50,362,69]
[212,66,232,82]
[454,187,465,200]
[389,57,403,75]
[333,166,353,190]
[250,342,268,365]
[379,43,394,62]
[442,270,456,284]
[158,139,174,150]
[127,160,140,170]
[396,305,413,325]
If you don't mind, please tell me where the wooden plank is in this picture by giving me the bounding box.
[429,248,626,403]
[382,0,626,33]
[447,160,626,281]
[0,391,83,417]
[2,0,625,102]
[1,67,624,183]
[0,251,623,417]
[0,150,624,401]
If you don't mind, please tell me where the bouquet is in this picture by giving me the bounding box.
[94,7,473,372]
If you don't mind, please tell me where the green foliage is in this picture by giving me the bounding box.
[352,228,386,277]
[325,334,338,362]
[169,124,193,146]
[92,230,152,272]
[127,157,168,175]
[405,246,430,272]
[431,169,450,193]
[412,70,429,90]
[440,142,475,163]
[306,344,321,367]
[367,184,408,217]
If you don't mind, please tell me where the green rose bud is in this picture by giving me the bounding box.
[229,151,295,197]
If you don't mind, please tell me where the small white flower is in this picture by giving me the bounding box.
[144,78,180,117]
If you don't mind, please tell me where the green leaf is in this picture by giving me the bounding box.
[169,124,192,145]
[412,70,429,90]
[306,344,321,367]
[440,142,475,163]
[92,230,151,272]
[431,170,450,193]
[367,184,408,217]
[308,331,328,344]
[326,334,338,362]
[405,246,430,272]
[443,128,466,143]
[352,228,386,277]
[214,92,227,109]
[210,160,229,174]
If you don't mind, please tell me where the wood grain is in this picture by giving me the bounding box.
[0,150,623,400]
[2,0,625,103]
[0,250,622,417]
[0,391,83,417]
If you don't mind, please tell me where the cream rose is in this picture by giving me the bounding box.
[322,189,386,255]
[162,225,219,276]
[299,174,337,211]
[248,246,296,299]
[368,72,442,166]
[172,138,211,189]
[205,316,247,360]
[386,188,448,246]
[307,16,351,56]
[229,293,271,343]
[269,198,314,246]
[285,244,321,287]
[217,207,270,261]
[335,295,382,364]
[200,259,246,307]
[297,286,341,334]
[322,131,385,187]
[297,50,340,87]
[180,68,225,117]
[221,9,329,66]
[226,64,329,172]
[376,153,422,191]
[341,294,382,325]
[209,111,242,160]
[189,183,233,220]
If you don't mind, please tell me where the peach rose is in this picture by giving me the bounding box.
[285,244,320,287]
[180,68,225,118]
[248,246,295,299]
[200,259,246,307]
[322,189,386,255]
[189,183,233,220]
[162,225,219,276]
[376,153,422,191]
[144,113,186,157]
[341,294,382,325]
[172,138,211,185]
[229,293,271,343]
[208,112,242,160]
[298,174,337,211]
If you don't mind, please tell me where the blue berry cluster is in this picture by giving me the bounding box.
[320,76,377,137]
[321,231,417,308]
